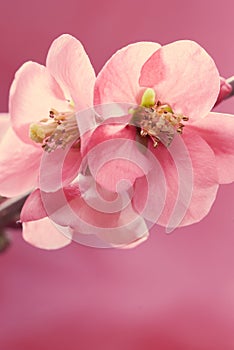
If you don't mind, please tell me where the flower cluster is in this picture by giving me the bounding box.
[1,34,234,249]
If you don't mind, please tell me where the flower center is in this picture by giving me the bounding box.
[29,109,80,152]
[130,88,189,147]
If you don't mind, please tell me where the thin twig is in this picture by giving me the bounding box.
[0,193,29,229]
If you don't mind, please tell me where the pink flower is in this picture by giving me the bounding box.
[83,40,234,228]
[2,38,234,249]
[0,34,96,249]
[0,35,150,250]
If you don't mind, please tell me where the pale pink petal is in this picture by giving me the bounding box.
[22,216,71,250]
[0,127,41,197]
[97,203,149,248]
[62,148,82,185]
[48,177,149,248]
[120,234,148,249]
[150,129,219,227]
[20,189,47,222]
[46,34,96,109]
[39,146,82,193]
[0,113,10,140]
[94,42,161,105]
[21,186,81,223]
[190,112,234,184]
[9,61,69,144]
[44,180,120,233]
[140,40,220,120]
[132,166,166,225]
[83,123,152,192]
[26,176,147,249]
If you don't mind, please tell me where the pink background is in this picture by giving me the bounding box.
[1,0,234,349]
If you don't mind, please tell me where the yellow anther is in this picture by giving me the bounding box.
[29,124,46,143]
[29,121,57,143]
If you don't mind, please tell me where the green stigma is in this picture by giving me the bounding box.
[140,88,156,107]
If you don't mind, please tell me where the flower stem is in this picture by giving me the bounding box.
[0,194,27,228]
[0,231,10,252]
[0,194,28,253]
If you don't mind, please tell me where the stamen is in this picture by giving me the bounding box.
[131,89,189,148]
[29,121,58,143]
[43,114,79,152]
[29,109,80,152]
[140,129,148,137]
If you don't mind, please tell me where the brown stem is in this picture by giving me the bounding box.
[0,231,10,252]
[0,194,28,229]
[0,194,28,253]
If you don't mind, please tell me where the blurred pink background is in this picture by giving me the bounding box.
[1,0,234,349]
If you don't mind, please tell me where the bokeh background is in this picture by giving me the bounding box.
[1,0,234,349]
